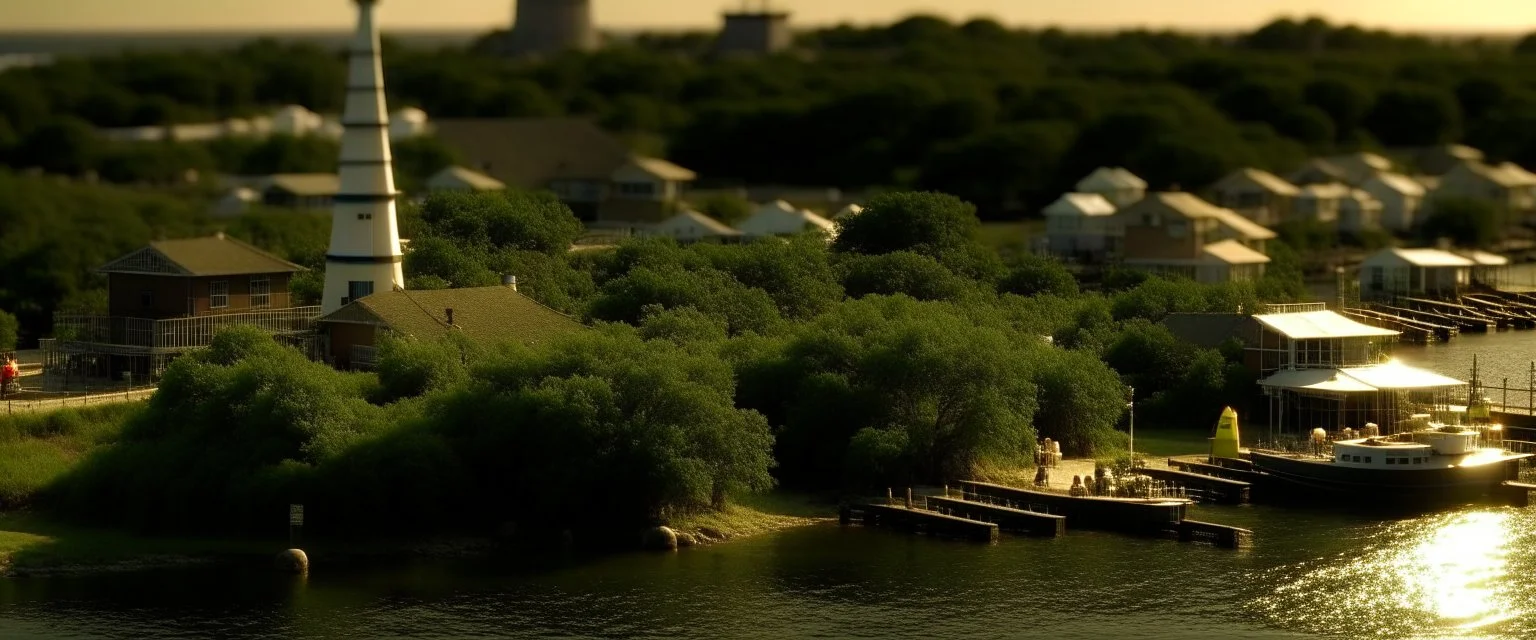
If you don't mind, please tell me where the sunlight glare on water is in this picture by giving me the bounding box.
[1253,510,1529,639]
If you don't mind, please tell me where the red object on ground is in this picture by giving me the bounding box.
[1,359,18,383]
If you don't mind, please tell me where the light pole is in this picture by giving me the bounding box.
[1127,385,1135,464]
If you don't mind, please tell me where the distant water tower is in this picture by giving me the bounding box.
[507,0,599,56]
[717,1,793,57]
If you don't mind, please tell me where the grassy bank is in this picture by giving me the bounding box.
[667,492,835,544]
[0,511,276,575]
[0,404,139,508]
[1132,429,1213,457]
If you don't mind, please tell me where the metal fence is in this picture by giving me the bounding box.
[2,387,156,415]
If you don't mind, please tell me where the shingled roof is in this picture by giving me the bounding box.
[316,285,584,346]
[98,234,305,277]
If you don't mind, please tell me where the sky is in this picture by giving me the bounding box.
[4,0,1536,33]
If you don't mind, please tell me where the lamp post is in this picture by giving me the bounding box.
[1128,385,1136,464]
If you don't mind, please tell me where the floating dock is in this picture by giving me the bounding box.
[926,495,1066,537]
[839,502,999,542]
[1137,467,1251,505]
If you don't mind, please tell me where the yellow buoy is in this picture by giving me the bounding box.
[1211,406,1241,460]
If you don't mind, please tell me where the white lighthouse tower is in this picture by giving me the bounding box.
[322,0,404,314]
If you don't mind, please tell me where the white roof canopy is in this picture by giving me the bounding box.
[1260,361,1465,393]
[1252,310,1399,339]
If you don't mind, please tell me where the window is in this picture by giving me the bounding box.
[617,181,656,197]
[1370,267,1384,291]
[140,290,154,309]
[356,213,373,220]
[348,280,374,302]
[1386,458,1396,465]
[209,280,229,309]
[1168,220,1188,238]
[250,277,270,308]
[1363,457,1372,464]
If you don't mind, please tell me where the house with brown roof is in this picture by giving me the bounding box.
[316,283,584,370]
[48,234,318,379]
[1208,168,1299,226]
[430,118,697,227]
[1112,193,1272,283]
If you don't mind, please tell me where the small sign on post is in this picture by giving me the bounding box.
[288,504,304,548]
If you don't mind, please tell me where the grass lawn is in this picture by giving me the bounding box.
[0,512,273,574]
[1131,429,1213,457]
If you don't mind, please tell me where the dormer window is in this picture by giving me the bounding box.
[618,182,656,197]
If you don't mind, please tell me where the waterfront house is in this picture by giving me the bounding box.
[425,166,506,192]
[48,234,318,379]
[1321,152,1394,185]
[1395,144,1485,176]
[1358,248,1474,301]
[649,209,744,243]
[1114,193,1272,283]
[1358,172,1427,232]
[1453,249,1511,289]
[1074,167,1147,208]
[1042,192,1118,262]
[1208,168,1299,226]
[1286,158,1353,187]
[1247,304,1460,434]
[261,173,340,210]
[1434,159,1536,217]
[737,201,837,238]
[431,117,697,227]
[1293,183,1352,224]
[316,283,583,370]
[1165,304,1460,435]
[1338,189,1384,234]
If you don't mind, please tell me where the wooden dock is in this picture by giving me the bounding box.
[839,502,999,542]
[958,481,1186,531]
[1175,520,1253,548]
[926,495,1066,537]
[1167,458,1265,484]
[1137,467,1251,505]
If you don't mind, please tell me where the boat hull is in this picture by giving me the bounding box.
[1248,451,1526,506]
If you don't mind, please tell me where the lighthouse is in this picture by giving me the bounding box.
[322,0,404,314]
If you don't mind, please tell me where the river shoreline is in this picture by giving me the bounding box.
[0,492,839,578]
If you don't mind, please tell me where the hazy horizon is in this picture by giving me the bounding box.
[3,0,1535,34]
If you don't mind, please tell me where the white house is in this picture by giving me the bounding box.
[1042,192,1118,262]
[1338,189,1384,233]
[1075,167,1147,208]
[1359,248,1474,301]
[1323,152,1394,184]
[832,204,864,220]
[1435,160,1536,214]
[737,200,837,237]
[1293,182,1351,223]
[650,210,744,243]
[1359,172,1426,232]
[1208,168,1299,226]
[426,166,506,192]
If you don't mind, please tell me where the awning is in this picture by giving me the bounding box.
[1252,311,1399,340]
[1258,362,1466,393]
[1340,362,1465,389]
[1259,368,1378,393]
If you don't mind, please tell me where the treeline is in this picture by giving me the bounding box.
[37,190,1285,539]
[7,18,1536,214]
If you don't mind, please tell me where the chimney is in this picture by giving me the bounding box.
[502,274,519,291]
[445,308,455,325]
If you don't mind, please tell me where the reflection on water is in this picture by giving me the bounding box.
[2,505,1533,639]
[1252,509,1533,639]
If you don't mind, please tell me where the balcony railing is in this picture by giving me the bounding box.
[54,307,321,353]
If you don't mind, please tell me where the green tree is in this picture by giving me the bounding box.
[693,193,754,226]
[1420,197,1501,248]
[0,309,18,350]
[999,254,1079,297]
[833,191,1001,281]
[17,118,101,175]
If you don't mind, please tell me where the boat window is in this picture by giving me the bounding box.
[1386,458,1396,465]
[1364,457,1372,463]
